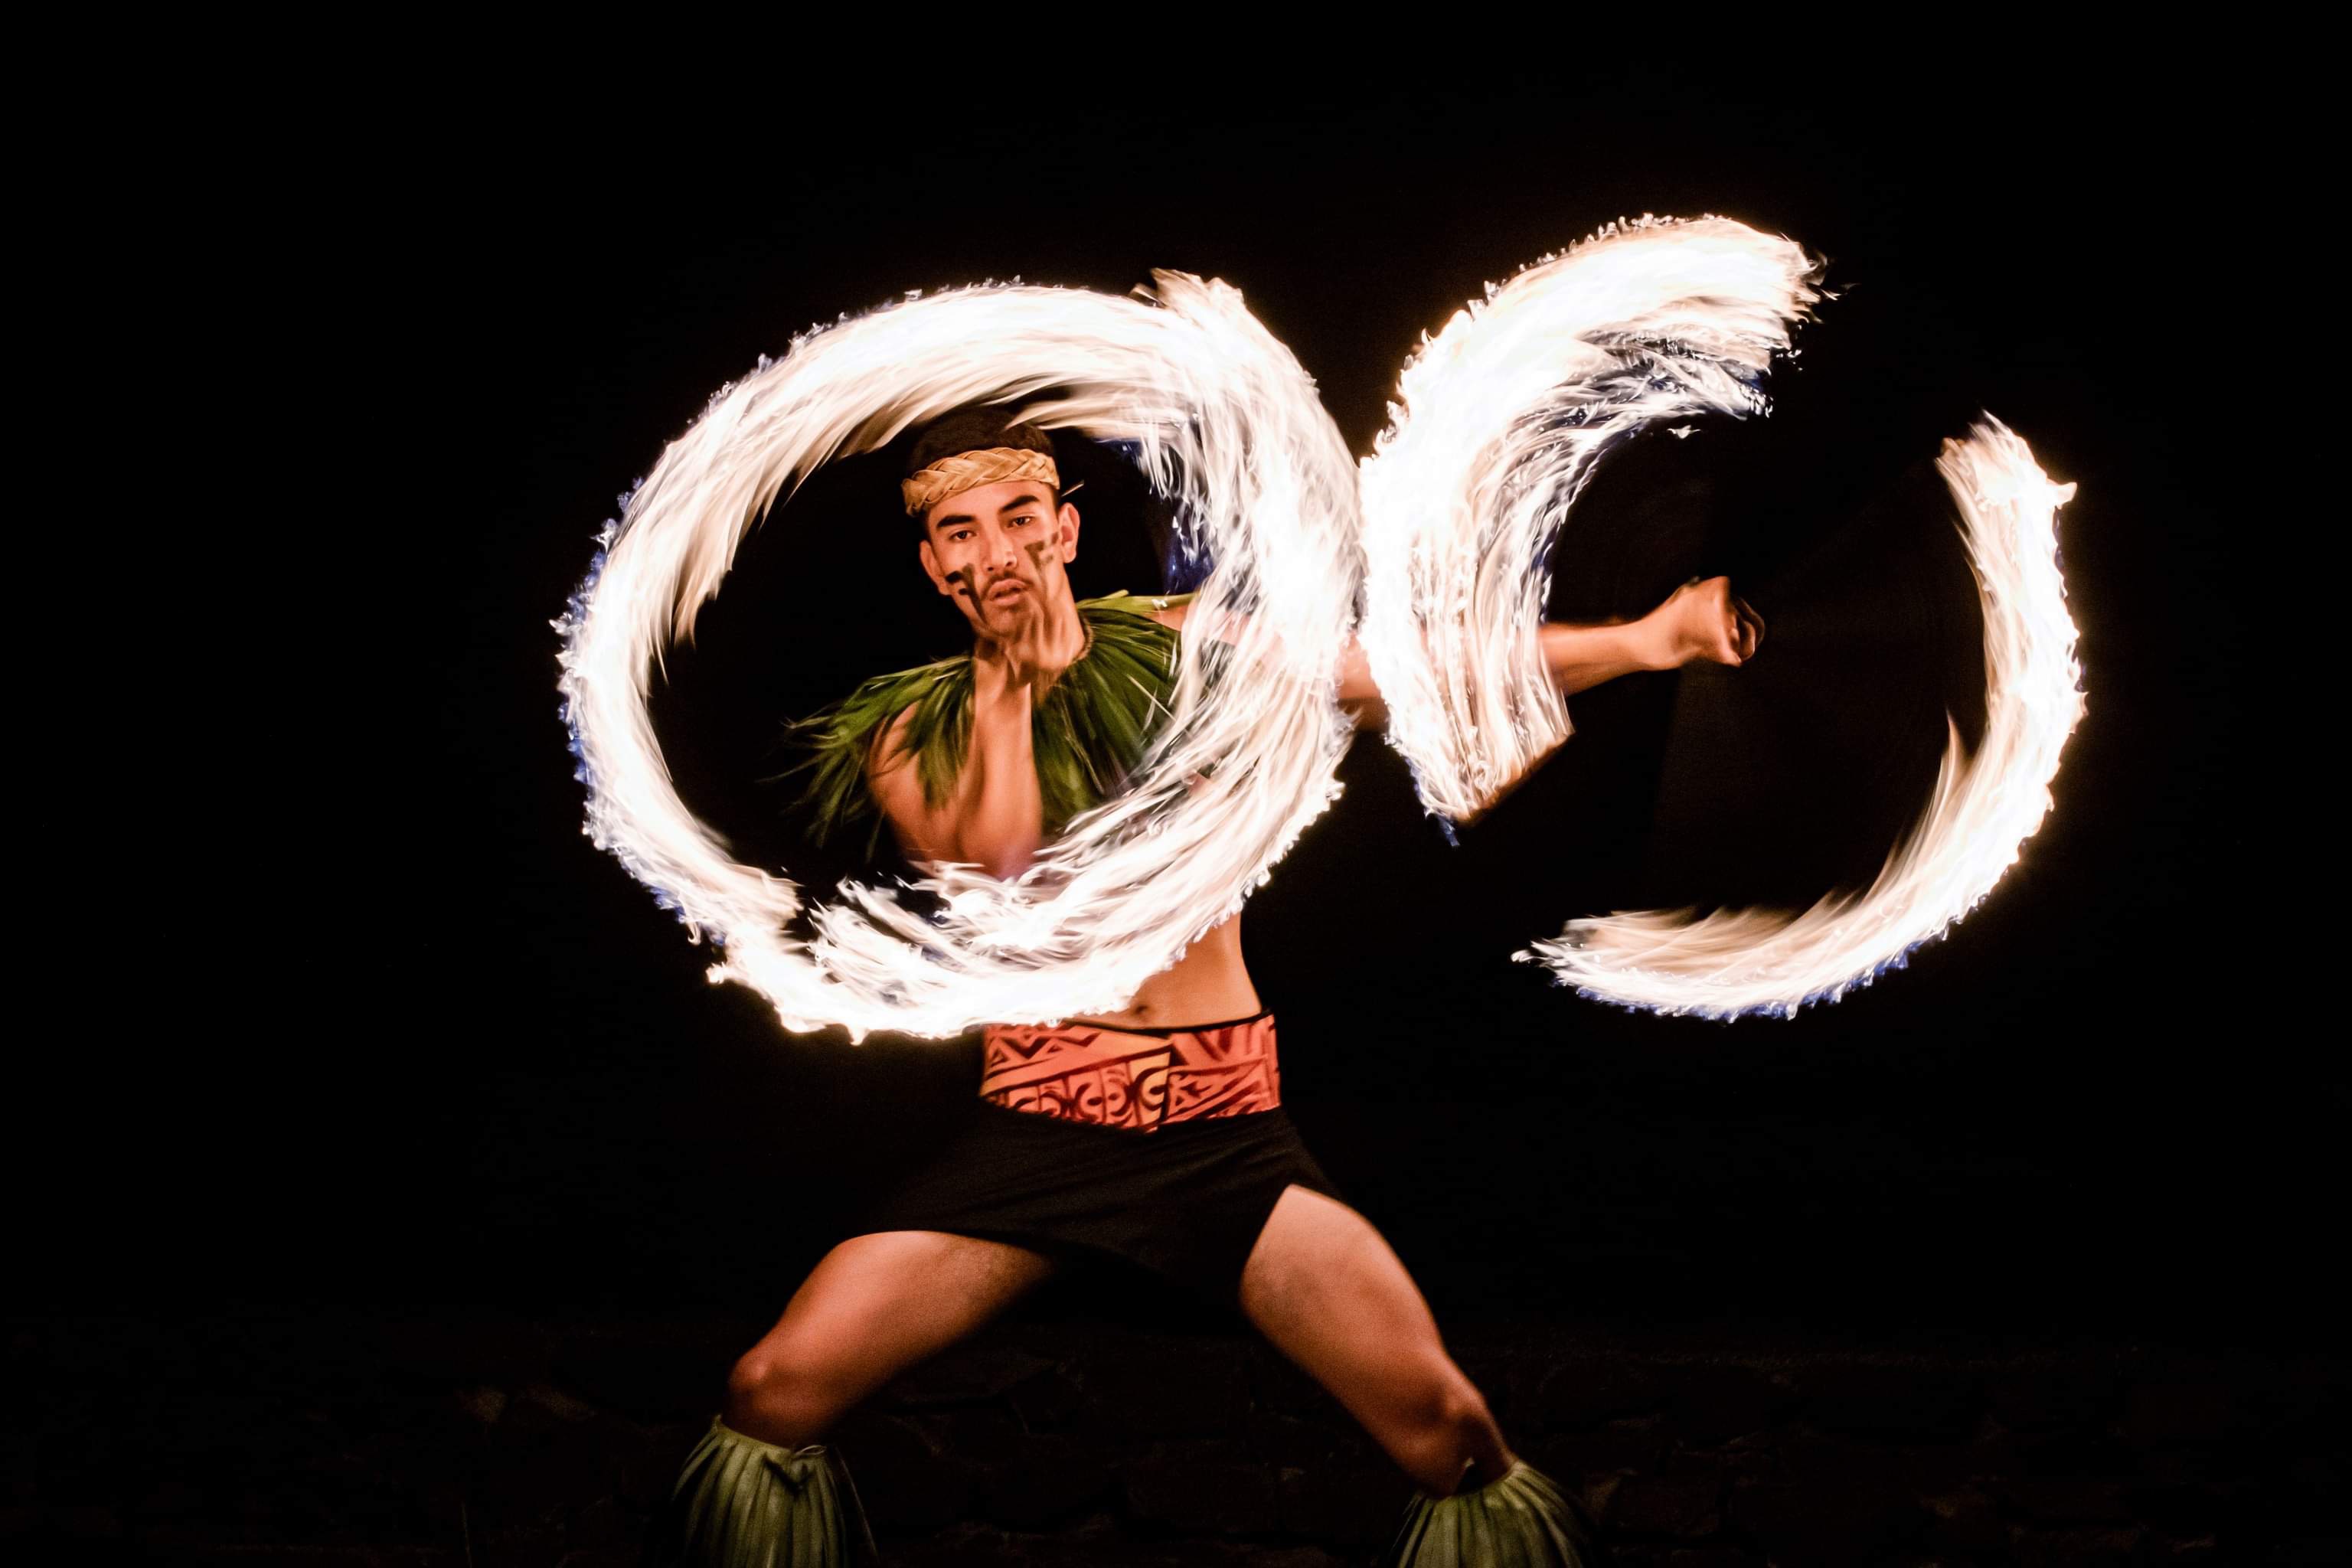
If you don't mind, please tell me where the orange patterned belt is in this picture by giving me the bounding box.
[978,1011,1281,1132]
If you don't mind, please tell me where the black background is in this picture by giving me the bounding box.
[67,69,2314,1353]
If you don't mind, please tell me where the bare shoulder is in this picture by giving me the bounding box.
[864,700,943,861]
[865,701,920,786]
[862,703,926,831]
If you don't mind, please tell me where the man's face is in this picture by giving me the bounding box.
[917,478,1081,639]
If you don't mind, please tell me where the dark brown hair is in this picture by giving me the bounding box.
[905,411,1061,532]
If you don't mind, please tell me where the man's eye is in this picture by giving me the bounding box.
[1011,515,1034,527]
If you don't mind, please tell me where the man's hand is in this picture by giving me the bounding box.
[1644,576,1765,670]
[973,588,1087,703]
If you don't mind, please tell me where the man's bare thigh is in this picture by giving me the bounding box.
[1237,1186,1459,1428]
[749,1229,1057,1401]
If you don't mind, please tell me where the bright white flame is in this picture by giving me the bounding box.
[1358,214,1826,822]
[1521,418,2083,1016]
[554,273,1360,1040]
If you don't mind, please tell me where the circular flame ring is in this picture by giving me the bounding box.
[1360,217,2081,1018]
[556,275,1361,1040]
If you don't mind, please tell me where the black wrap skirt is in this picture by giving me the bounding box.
[844,1097,1346,1311]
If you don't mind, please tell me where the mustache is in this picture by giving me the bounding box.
[945,565,1042,601]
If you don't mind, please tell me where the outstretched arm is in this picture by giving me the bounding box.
[887,580,1769,872]
[1154,576,1763,730]
[1539,576,1762,694]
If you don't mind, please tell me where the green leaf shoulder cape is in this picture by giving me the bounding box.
[786,590,1194,861]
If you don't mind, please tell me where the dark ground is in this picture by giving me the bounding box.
[10,1304,2345,1564]
[21,51,2327,1568]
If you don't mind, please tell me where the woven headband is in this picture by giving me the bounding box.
[901,446,1062,518]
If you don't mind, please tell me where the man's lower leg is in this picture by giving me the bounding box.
[641,1415,880,1567]
[1380,1413,1605,1566]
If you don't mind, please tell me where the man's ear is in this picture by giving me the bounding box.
[1055,498,1081,564]
[917,536,952,597]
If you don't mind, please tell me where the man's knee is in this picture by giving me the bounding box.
[1390,1374,1498,1478]
[725,1344,847,1444]
[1428,1379,1496,1447]
[1383,1373,1514,1485]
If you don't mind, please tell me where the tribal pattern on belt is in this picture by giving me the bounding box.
[978,1013,1281,1132]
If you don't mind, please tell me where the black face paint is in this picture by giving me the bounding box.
[942,565,975,599]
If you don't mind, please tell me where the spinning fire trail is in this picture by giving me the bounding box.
[557,274,1361,1040]
[555,217,2080,1036]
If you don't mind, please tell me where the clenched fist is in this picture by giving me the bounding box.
[1649,576,1766,668]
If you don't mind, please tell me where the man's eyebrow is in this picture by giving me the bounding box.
[929,493,1047,532]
